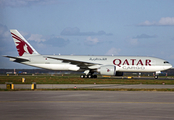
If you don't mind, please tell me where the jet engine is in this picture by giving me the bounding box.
[97,65,123,76]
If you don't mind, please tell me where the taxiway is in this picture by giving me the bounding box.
[0,91,174,120]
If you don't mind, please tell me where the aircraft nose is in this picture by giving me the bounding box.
[163,64,172,70]
[170,64,173,68]
[169,64,172,68]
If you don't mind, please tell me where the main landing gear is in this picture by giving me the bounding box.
[80,70,97,78]
[80,74,97,78]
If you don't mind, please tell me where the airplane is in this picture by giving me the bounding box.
[3,29,172,79]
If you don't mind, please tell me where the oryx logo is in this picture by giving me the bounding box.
[107,68,110,72]
[11,32,33,56]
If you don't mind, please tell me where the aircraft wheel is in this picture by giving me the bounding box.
[80,74,85,78]
[93,75,97,78]
[154,75,158,79]
[88,74,92,78]
[85,75,88,78]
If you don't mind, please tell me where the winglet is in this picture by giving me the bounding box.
[10,29,39,56]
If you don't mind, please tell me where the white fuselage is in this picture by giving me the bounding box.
[13,55,172,73]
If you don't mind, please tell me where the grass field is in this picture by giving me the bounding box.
[1,74,174,84]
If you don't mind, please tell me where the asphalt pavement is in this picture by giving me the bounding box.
[1,84,174,89]
[0,91,174,120]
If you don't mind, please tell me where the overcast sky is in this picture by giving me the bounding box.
[0,0,174,69]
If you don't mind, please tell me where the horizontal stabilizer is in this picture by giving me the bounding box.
[3,55,30,62]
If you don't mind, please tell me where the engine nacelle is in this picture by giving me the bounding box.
[98,65,123,76]
[98,65,116,76]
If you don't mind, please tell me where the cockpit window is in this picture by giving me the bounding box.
[164,61,169,64]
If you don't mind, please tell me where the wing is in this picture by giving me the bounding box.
[3,55,30,62]
[47,56,101,69]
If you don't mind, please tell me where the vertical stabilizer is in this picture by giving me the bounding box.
[10,29,39,56]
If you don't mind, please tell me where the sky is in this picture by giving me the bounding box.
[0,0,174,69]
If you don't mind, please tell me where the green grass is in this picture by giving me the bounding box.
[0,74,174,84]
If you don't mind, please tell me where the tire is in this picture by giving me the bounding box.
[154,75,158,79]
[88,74,92,78]
[93,75,97,78]
[80,74,85,78]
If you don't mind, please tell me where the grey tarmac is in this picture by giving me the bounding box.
[1,84,174,89]
[0,91,174,120]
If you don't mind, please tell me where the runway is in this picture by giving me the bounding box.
[0,91,174,120]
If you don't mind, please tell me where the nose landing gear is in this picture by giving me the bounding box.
[154,71,161,79]
[154,75,158,79]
